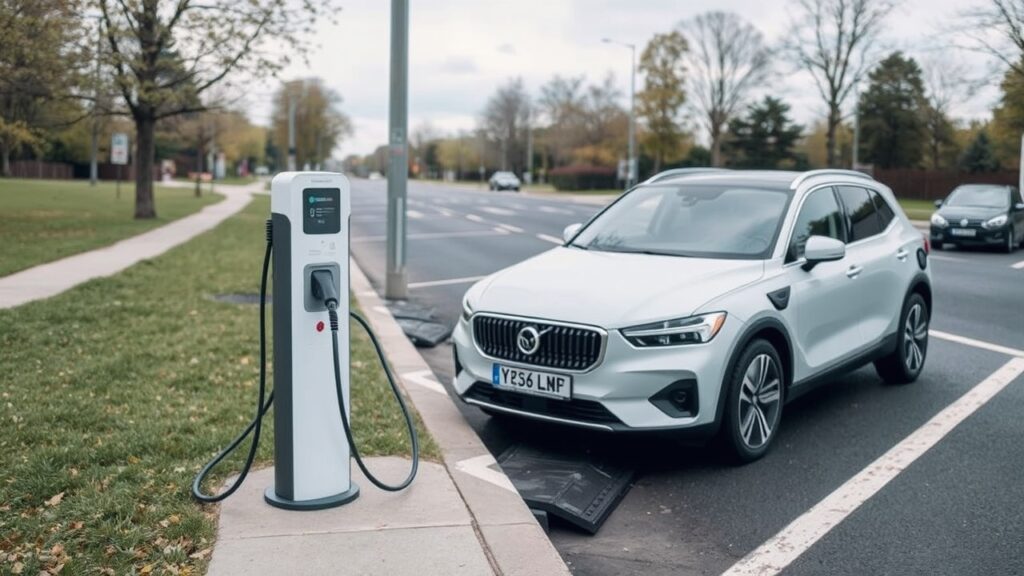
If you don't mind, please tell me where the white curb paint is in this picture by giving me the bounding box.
[455,454,517,493]
[402,369,448,395]
[722,357,1024,576]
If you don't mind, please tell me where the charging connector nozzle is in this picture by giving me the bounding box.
[311,269,340,311]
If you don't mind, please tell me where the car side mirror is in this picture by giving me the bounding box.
[1015,202,1024,212]
[934,199,943,208]
[562,223,582,243]
[802,235,846,271]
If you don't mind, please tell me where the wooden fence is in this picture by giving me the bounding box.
[873,169,1019,200]
[8,160,74,180]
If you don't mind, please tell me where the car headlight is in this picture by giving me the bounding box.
[930,213,948,228]
[621,312,727,347]
[982,214,1008,229]
[461,298,473,323]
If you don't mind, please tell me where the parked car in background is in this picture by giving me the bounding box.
[489,171,521,191]
[930,184,1024,252]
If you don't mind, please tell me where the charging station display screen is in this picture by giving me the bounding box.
[303,188,341,234]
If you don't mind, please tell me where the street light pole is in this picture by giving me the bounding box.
[603,38,637,188]
[90,17,102,186]
[287,94,297,172]
[386,0,409,300]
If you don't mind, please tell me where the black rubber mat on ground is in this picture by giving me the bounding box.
[386,301,452,347]
[497,445,634,534]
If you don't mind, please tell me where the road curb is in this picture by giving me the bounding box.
[349,259,571,576]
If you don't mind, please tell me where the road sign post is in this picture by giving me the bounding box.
[112,133,129,199]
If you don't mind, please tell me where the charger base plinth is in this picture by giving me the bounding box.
[263,483,360,511]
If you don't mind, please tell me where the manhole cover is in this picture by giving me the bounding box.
[209,293,270,305]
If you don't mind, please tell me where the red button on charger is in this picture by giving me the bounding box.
[315,321,325,332]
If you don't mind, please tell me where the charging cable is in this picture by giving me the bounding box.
[192,221,419,502]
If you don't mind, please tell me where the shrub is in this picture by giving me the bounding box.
[549,165,617,191]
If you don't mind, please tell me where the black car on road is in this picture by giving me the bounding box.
[930,184,1024,252]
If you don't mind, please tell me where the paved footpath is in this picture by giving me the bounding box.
[0,181,261,309]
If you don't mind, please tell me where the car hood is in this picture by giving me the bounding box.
[937,206,1005,220]
[469,247,765,328]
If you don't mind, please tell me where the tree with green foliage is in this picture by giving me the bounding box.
[271,79,352,172]
[637,31,688,173]
[99,0,338,219]
[724,96,804,168]
[960,130,1000,173]
[858,52,928,169]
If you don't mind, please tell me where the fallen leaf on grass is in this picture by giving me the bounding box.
[188,548,212,560]
[11,561,23,574]
[45,492,65,507]
[140,564,154,575]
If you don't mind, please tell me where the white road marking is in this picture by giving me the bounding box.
[437,208,454,217]
[402,369,448,395]
[722,357,1024,576]
[407,209,424,219]
[407,275,487,289]
[481,206,516,216]
[454,454,517,493]
[1012,259,1024,269]
[352,230,506,243]
[465,214,485,222]
[536,233,563,244]
[496,223,524,233]
[930,330,1024,358]
[539,205,573,215]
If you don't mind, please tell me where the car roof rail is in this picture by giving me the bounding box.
[790,169,874,190]
[643,167,730,184]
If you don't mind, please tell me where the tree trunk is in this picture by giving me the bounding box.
[710,128,723,168]
[0,140,9,177]
[134,114,157,219]
[195,139,203,197]
[826,105,841,168]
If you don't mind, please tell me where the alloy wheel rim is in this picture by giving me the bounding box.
[738,354,781,449]
[903,303,928,372]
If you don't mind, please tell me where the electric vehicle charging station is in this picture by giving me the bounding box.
[266,172,357,509]
[192,171,418,511]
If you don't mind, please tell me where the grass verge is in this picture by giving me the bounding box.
[0,179,221,277]
[897,198,935,221]
[0,196,438,576]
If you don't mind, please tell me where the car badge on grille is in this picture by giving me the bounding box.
[961,218,969,227]
[516,325,551,356]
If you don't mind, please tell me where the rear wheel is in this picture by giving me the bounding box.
[721,339,784,463]
[875,293,929,384]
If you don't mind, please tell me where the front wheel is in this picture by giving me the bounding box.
[721,339,784,464]
[874,293,929,384]
[1003,226,1016,253]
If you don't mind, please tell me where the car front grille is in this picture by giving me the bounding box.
[472,315,603,371]
[464,383,622,426]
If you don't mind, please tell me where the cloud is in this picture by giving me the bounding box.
[437,56,479,75]
[496,43,516,55]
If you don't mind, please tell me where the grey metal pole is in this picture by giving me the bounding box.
[628,43,636,188]
[525,107,533,185]
[287,94,297,172]
[386,0,409,300]
[90,20,101,186]
[852,88,860,170]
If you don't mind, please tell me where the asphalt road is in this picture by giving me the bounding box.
[348,177,1024,576]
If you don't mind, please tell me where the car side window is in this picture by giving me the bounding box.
[870,190,895,230]
[789,187,844,261]
[837,186,882,242]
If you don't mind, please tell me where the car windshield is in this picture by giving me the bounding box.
[945,186,1009,209]
[494,172,515,179]
[570,183,791,259]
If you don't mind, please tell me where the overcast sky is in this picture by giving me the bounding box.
[245,0,999,158]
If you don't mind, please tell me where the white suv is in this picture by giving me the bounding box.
[452,170,932,462]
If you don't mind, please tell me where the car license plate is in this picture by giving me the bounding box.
[951,228,976,237]
[492,364,572,400]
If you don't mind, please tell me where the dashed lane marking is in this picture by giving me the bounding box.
[407,275,487,289]
[930,330,1024,358]
[455,454,517,493]
[402,369,448,395]
[722,357,1024,576]
[536,233,563,244]
[539,205,573,215]
[481,206,517,216]
[465,214,485,222]
[407,209,424,219]
[496,223,524,233]
[1012,259,1024,269]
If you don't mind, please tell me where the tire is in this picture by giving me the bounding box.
[1002,226,1016,253]
[874,292,929,385]
[933,240,943,251]
[720,339,784,464]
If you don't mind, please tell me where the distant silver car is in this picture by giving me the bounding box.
[489,171,521,191]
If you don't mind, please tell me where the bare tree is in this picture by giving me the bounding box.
[538,75,586,166]
[959,0,1024,77]
[787,0,896,167]
[98,0,338,219]
[920,57,976,169]
[481,78,531,173]
[681,12,771,167]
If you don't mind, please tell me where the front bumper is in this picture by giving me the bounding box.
[931,224,1008,246]
[451,314,741,432]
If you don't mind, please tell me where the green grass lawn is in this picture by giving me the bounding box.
[897,198,936,221]
[0,196,438,576]
[0,179,222,277]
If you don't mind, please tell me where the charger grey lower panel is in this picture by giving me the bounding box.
[497,445,634,534]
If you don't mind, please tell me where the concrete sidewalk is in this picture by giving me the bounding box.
[0,182,260,309]
[205,260,570,576]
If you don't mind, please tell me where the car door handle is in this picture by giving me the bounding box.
[896,248,908,261]
[846,265,863,279]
